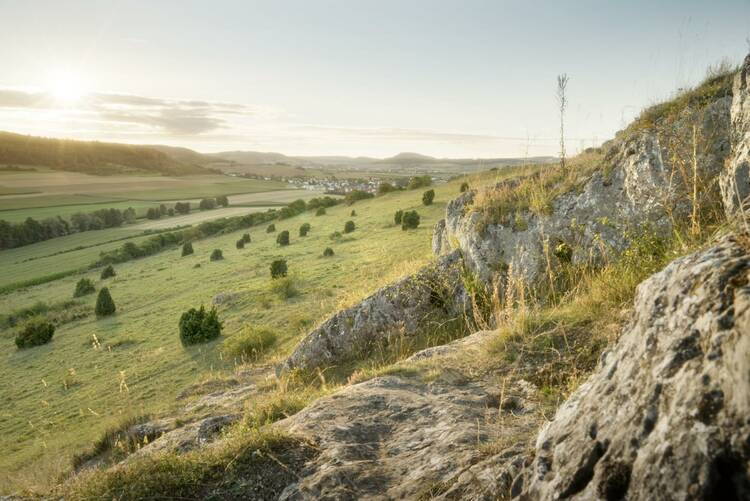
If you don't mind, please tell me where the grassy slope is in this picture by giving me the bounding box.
[0,171,507,492]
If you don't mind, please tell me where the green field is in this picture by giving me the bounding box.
[0,169,515,492]
[0,169,292,221]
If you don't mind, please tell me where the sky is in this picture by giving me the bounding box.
[0,0,748,158]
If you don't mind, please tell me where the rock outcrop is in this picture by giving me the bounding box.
[434,97,731,287]
[280,250,469,373]
[721,53,750,221]
[277,330,541,500]
[514,234,750,500]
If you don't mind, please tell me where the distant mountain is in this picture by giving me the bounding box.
[0,131,209,176]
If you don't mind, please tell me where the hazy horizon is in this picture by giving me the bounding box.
[0,0,747,158]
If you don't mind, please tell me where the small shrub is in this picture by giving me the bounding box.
[74,278,96,298]
[270,275,299,299]
[216,195,229,207]
[100,265,116,280]
[350,210,357,217]
[344,190,374,205]
[199,198,216,210]
[15,318,55,349]
[329,231,342,240]
[236,239,245,249]
[323,247,334,257]
[299,223,311,237]
[167,208,175,217]
[181,242,194,256]
[266,223,276,233]
[242,233,251,244]
[95,288,116,317]
[276,230,290,246]
[344,220,356,233]
[315,207,326,216]
[401,210,420,230]
[179,305,222,346]
[222,327,277,361]
[460,182,470,193]
[210,249,224,261]
[422,189,435,206]
[394,209,404,225]
[270,259,288,279]
[378,182,396,194]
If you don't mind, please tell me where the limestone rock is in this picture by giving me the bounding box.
[514,234,750,500]
[280,250,469,373]
[721,53,750,221]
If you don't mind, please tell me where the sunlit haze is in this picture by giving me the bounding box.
[0,0,747,157]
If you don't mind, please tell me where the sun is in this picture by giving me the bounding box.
[49,71,87,104]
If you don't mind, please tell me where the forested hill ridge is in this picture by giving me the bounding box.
[0,131,210,176]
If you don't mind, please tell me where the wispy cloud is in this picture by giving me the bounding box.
[0,88,269,135]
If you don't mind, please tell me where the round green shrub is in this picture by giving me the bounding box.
[422,189,435,206]
[460,182,470,193]
[181,242,194,256]
[266,223,276,233]
[270,259,288,279]
[394,209,404,225]
[95,287,116,317]
[222,326,277,361]
[323,247,335,257]
[15,318,55,349]
[179,305,222,346]
[344,220,355,233]
[315,207,326,216]
[74,278,96,298]
[236,239,245,249]
[210,249,223,261]
[100,265,116,280]
[242,233,251,244]
[350,210,357,217]
[299,223,311,237]
[401,210,421,230]
[329,231,342,240]
[276,230,290,246]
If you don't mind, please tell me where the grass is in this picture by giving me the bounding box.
[0,171,502,494]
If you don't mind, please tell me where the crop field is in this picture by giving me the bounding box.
[0,169,292,221]
[0,167,522,492]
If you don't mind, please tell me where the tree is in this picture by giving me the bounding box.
[378,182,396,195]
[167,208,175,217]
[174,202,191,215]
[407,175,432,190]
[15,318,55,349]
[460,182,470,193]
[179,305,222,346]
[323,247,335,257]
[266,223,276,233]
[344,190,374,205]
[422,189,435,206]
[299,223,311,237]
[74,278,96,297]
[401,210,420,230]
[95,287,116,317]
[270,259,288,278]
[199,198,217,210]
[123,207,137,223]
[344,220,355,233]
[100,265,116,279]
[216,195,229,207]
[182,242,194,256]
[276,230,290,246]
[146,207,161,220]
[557,73,570,171]
[394,210,404,225]
[159,204,167,215]
[210,249,224,261]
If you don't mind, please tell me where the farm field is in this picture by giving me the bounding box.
[0,168,293,221]
[0,169,517,492]
[132,206,278,230]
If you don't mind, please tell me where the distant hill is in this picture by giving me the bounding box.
[0,131,209,176]
[147,144,225,166]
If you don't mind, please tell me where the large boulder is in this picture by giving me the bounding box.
[280,250,469,373]
[514,234,750,500]
[436,97,731,288]
[721,53,750,221]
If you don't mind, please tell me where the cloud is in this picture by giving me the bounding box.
[0,88,261,135]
